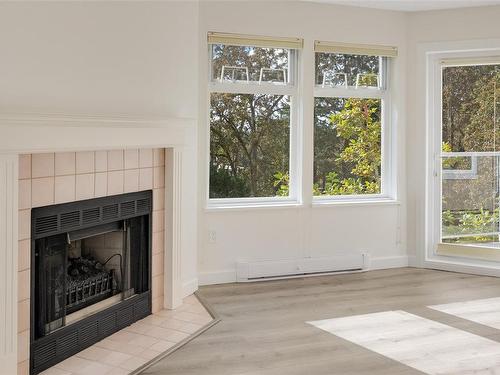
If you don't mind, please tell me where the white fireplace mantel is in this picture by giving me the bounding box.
[0,113,198,374]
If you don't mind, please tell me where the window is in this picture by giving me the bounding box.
[313,41,396,199]
[208,33,301,202]
[439,61,500,249]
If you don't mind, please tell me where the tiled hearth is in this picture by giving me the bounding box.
[39,295,214,375]
[17,149,168,374]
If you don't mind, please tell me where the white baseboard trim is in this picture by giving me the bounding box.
[198,270,237,286]
[198,256,413,286]
[182,278,199,297]
[407,255,418,267]
[368,255,410,270]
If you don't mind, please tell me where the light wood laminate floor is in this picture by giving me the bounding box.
[143,268,500,375]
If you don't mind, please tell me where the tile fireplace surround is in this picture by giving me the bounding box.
[0,115,198,375]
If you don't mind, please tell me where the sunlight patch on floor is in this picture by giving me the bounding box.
[429,297,500,329]
[308,310,500,375]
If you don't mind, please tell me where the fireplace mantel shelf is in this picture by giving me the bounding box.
[0,113,196,154]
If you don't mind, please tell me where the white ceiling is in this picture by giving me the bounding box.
[307,0,500,12]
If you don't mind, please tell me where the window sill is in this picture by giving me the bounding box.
[205,200,302,212]
[312,198,400,208]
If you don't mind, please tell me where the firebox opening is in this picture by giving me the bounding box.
[66,223,127,318]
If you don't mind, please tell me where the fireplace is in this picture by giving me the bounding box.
[30,191,152,374]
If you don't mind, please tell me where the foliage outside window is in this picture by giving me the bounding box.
[208,43,296,200]
[440,64,500,247]
[313,53,385,197]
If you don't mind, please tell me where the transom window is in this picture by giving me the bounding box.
[207,33,301,201]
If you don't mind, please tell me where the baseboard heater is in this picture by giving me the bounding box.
[236,253,366,282]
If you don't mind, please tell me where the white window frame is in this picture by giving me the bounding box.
[427,48,500,263]
[312,55,395,203]
[206,43,301,208]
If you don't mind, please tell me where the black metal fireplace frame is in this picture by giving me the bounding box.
[30,191,153,374]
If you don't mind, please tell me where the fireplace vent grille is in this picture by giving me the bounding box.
[120,201,136,217]
[60,211,81,230]
[103,204,119,221]
[31,191,152,239]
[34,215,58,236]
[82,207,100,225]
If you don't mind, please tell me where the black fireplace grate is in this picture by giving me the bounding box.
[66,271,114,311]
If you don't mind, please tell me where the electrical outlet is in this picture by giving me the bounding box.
[209,230,217,244]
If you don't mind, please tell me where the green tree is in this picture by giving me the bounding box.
[314,98,381,195]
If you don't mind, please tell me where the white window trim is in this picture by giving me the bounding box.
[312,56,395,203]
[426,45,500,265]
[206,45,301,208]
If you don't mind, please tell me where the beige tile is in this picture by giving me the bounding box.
[153,188,165,211]
[152,231,164,255]
[144,326,189,342]
[55,175,76,204]
[153,166,165,189]
[18,270,30,302]
[119,355,149,371]
[153,148,165,167]
[17,329,29,362]
[17,360,29,375]
[94,172,107,197]
[76,174,95,200]
[94,338,144,356]
[76,151,95,174]
[57,356,112,375]
[149,340,176,353]
[32,177,55,207]
[140,314,168,326]
[153,210,164,233]
[55,356,89,373]
[138,348,162,360]
[95,151,108,173]
[106,368,129,375]
[139,149,153,168]
[55,152,76,176]
[124,321,152,335]
[124,149,139,170]
[77,346,132,367]
[39,366,72,375]
[124,169,139,193]
[174,311,212,325]
[18,209,31,241]
[18,154,31,180]
[152,275,164,299]
[152,297,163,314]
[179,302,208,315]
[183,294,198,305]
[152,252,164,277]
[108,150,124,171]
[18,239,30,272]
[107,171,124,196]
[18,179,31,210]
[107,330,158,348]
[160,318,202,334]
[32,153,54,178]
[139,168,153,190]
[18,299,30,333]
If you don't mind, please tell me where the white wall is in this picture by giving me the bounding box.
[198,1,409,284]
[0,1,198,118]
[406,5,500,266]
[0,1,200,296]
